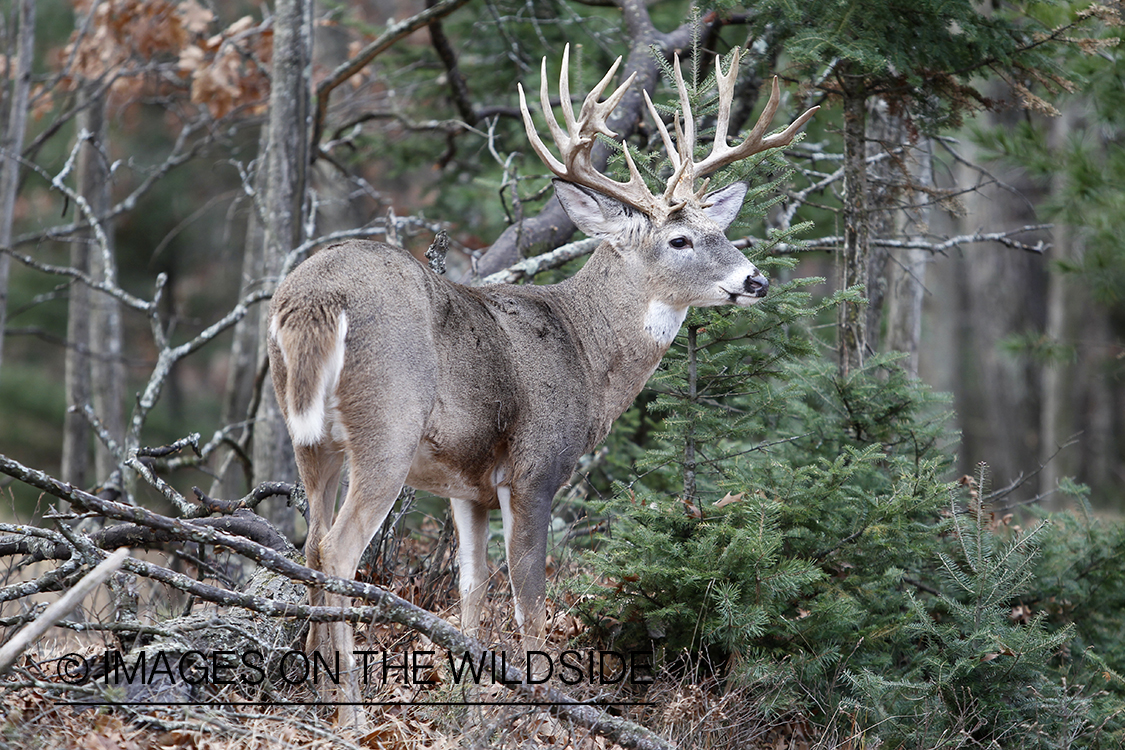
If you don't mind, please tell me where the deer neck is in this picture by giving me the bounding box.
[555,243,686,421]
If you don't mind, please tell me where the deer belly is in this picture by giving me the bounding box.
[405,440,489,501]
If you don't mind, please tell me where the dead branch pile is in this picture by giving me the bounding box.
[0,446,677,750]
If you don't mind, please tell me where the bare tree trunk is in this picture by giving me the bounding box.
[865,103,894,353]
[0,0,35,381]
[869,101,934,376]
[252,0,312,533]
[1038,107,1117,507]
[84,90,124,482]
[884,252,930,377]
[947,120,1046,490]
[211,126,271,499]
[838,73,869,377]
[1039,167,1071,504]
[61,215,92,485]
[63,80,120,486]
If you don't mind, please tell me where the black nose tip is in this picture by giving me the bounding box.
[744,274,769,297]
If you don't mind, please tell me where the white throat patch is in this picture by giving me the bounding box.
[643,300,688,346]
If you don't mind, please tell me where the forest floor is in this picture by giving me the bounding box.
[0,527,816,750]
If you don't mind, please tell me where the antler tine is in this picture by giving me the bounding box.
[692,71,820,179]
[671,55,696,168]
[709,48,741,158]
[643,88,677,168]
[520,44,658,214]
[659,54,699,207]
[557,44,580,145]
[519,79,566,176]
[576,51,627,140]
[539,54,571,163]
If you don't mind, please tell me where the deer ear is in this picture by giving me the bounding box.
[702,182,748,230]
[553,180,641,239]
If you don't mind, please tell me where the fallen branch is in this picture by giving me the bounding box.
[0,547,130,676]
[479,238,599,285]
[0,512,291,561]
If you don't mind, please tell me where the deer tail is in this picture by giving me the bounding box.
[269,300,348,447]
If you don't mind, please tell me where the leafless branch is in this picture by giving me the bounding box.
[128,289,271,451]
[0,548,130,677]
[984,434,1081,506]
[2,247,152,313]
[312,0,475,155]
[736,224,1052,256]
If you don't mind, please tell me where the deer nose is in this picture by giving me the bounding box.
[744,273,769,298]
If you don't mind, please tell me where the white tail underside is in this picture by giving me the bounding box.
[281,310,349,447]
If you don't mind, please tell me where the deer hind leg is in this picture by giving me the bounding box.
[498,482,553,653]
[316,422,423,730]
[295,443,345,658]
[450,497,491,638]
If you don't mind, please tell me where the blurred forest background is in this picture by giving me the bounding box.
[0,0,1121,519]
[3,1,1125,747]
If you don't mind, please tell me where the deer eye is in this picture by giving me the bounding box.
[669,236,692,250]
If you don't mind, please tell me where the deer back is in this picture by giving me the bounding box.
[268,239,631,503]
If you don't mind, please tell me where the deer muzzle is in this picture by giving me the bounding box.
[721,270,769,305]
[744,273,769,298]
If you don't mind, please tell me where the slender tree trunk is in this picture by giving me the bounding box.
[61,139,93,489]
[682,325,699,502]
[884,250,929,377]
[83,90,124,481]
[948,117,1045,490]
[0,0,35,381]
[865,101,894,355]
[64,82,120,487]
[870,102,934,376]
[1037,106,1117,508]
[252,0,312,532]
[211,125,271,499]
[838,73,869,377]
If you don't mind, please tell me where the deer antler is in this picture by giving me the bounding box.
[646,49,821,207]
[521,45,819,217]
[518,44,663,215]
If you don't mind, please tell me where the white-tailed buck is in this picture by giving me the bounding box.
[268,45,815,726]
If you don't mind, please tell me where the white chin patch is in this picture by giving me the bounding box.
[644,300,688,346]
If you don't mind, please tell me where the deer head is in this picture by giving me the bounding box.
[518,45,816,328]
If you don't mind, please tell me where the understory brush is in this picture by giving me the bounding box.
[571,268,1125,748]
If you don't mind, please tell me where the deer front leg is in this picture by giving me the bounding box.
[450,497,491,638]
[498,483,552,652]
